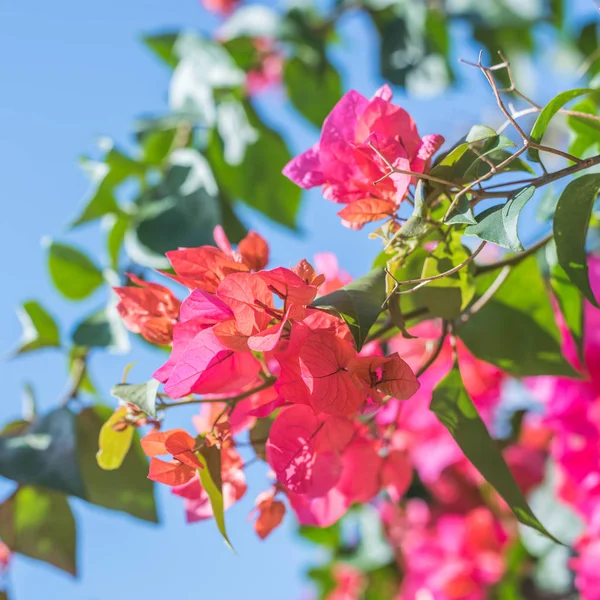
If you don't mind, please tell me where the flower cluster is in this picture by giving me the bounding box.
[283,85,444,229]
[115,226,420,534]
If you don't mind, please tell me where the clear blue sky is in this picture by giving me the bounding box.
[0,1,596,599]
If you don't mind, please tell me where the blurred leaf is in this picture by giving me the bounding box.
[208,102,301,229]
[536,187,558,222]
[311,268,387,351]
[111,379,160,418]
[106,213,130,271]
[12,300,60,355]
[465,186,536,252]
[431,364,559,541]
[128,148,221,267]
[219,193,247,244]
[21,383,36,422]
[0,408,85,497]
[299,522,341,548]
[77,406,158,522]
[69,347,95,395]
[364,563,401,600]
[0,486,76,575]
[459,257,578,377]
[142,31,179,68]
[71,304,129,353]
[553,173,600,307]
[283,55,342,128]
[249,418,271,461]
[96,407,134,471]
[307,564,337,600]
[71,178,120,228]
[219,5,281,40]
[529,88,596,162]
[139,127,181,166]
[198,445,233,550]
[47,241,104,301]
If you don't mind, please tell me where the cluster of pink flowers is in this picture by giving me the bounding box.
[283,85,444,229]
[115,226,421,536]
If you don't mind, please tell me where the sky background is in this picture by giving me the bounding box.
[0,0,598,599]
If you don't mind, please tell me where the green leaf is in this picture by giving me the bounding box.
[311,268,387,351]
[111,379,160,418]
[47,241,104,301]
[458,257,578,377]
[11,300,60,355]
[106,213,130,271]
[283,55,342,128]
[398,180,428,239]
[208,101,301,229]
[417,235,475,319]
[0,408,86,497]
[431,365,559,542]
[0,486,76,575]
[249,418,271,461]
[465,186,536,252]
[553,173,600,307]
[68,346,95,395]
[548,243,585,365]
[219,5,281,40]
[142,31,180,68]
[529,88,597,162]
[96,407,134,471]
[71,305,129,352]
[128,149,221,267]
[76,406,158,522]
[298,522,341,548]
[197,445,233,550]
[446,195,477,225]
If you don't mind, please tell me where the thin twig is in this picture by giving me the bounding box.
[157,377,276,411]
[368,142,461,189]
[416,322,448,378]
[457,266,512,325]
[389,242,486,297]
[475,233,553,275]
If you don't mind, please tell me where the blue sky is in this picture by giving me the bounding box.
[0,0,597,598]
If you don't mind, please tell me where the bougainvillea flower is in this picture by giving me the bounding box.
[258,267,319,306]
[238,231,270,271]
[114,273,181,345]
[298,331,368,416]
[157,326,260,398]
[286,487,349,528]
[283,85,444,228]
[172,444,247,523]
[328,565,366,600]
[200,0,239,17]
[266,405,344,496]
[252,491,286,539]
[141,429,203,486]
[312,253,350,296]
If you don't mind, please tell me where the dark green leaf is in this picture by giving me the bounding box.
[69,347,95,395]
[71,305,129,352]
[111,379,160,418]
[311,268,386,351]
[0,486,77,575]
[198,445,233,550]
[529,88,597,162]
[129,149,221,266]
[458,257,578,377]
[431,365,558,541]
[71,178,120,228]
[553,173,600,307]
[465,186,536,252]
[0,408,86,497]
[398,180,428,239]
[47,241,104,301]
[76,406,158,522]
[11,301,60,356]
[283,55,342,128]
[208,102,301,229]
[249,418,271,461]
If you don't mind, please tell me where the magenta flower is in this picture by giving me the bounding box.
[283,85,444,228]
